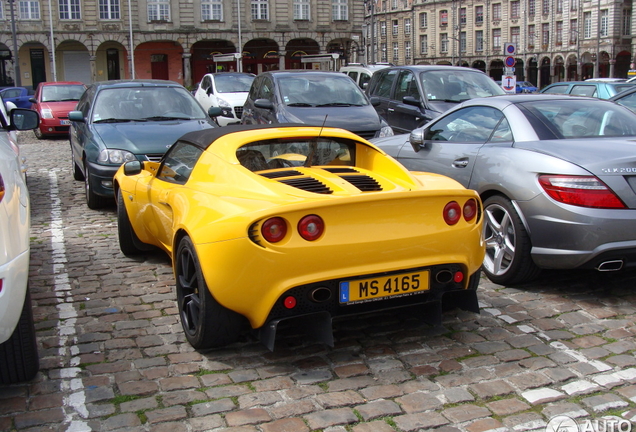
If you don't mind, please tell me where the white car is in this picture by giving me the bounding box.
[0,96,41,384]
[194,72,255,126]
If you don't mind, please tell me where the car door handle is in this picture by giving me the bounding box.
[388,108,395,112]
[452,158,469,168]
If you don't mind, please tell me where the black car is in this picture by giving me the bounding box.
[240,70,394,140]
[366,65,505,134]
[69,79,220,209]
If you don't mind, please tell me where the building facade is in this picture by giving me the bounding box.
[0,0,365,90]
[364,0,634,88]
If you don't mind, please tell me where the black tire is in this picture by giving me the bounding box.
[117,189,147,256]
[176,236,243,349]
[482,195,541,285]
[84,162,108,209]
[0,287,39,384]
[33,128,44,140]
[71,146,84,181]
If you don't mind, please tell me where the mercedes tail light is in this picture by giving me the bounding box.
[538,175,626,209]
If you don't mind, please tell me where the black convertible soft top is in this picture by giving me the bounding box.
[179,123,332,150]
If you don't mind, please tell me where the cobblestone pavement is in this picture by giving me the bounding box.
[1,131,636,432]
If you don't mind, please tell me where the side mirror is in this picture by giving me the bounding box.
[409,128,426,152]
[123,160,142,176]
[208,106,223,118]
[68,110,85,122]
[403,96,422,107]
[9,108,39,130]
[29,97,37,104]
[254,99,274,110]
[369,96,380,107]
[206,87,213,96]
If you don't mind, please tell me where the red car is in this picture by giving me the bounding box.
[30,81,86,139]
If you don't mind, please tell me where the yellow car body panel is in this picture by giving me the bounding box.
[115,125,485,344]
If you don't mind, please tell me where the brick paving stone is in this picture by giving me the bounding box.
[463,355,500,368]
[581,393,630,412]
[522,388,566,404]
[470,380,516,398]
[360,384,403,400]
[355,399,402,421]
[352,420,397,432]
[269,399,316,419]
[145,405,188,424]
[495,349,532,362]
[393,412,449,431]
[162,390,208,406]
[158,375,200,391]
[191,398,237,416]
[13,408,66,429]
[260,418,309,432]
[188,414,224,431]
[315,390,365,408]
[303,407,358,430]
[151,422,189,432]
[486,398,530,416]
[541,367,577,383]
[507,372,553,390]
[616,384,636,402]
[226,408,272,427]
[327,376,378,392]
[541,402,590,419]
[118,380,160,396]
[120,397,159,412]
[472,341,511,354]
[562,380,601,395]
[444,387,475,404]
[442,404,492,423]
[501,412,546,430]
[465,417,506,432]
[395,391,444,413]
[334,363,370,378]
[101,413,142,430]
[238,391,283,409]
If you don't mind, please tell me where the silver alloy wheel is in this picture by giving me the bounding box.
[483,202,516,277]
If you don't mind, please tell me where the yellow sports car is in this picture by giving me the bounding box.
[114,124,485,350]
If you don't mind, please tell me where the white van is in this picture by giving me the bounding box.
[340,63,391,89]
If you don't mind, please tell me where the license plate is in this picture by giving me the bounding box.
[60,120,71,125]
[339,270,429,304]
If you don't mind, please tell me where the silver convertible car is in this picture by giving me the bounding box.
[372,94,636,285]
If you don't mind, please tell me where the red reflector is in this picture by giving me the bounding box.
[463,198,477,221]
[454,272,464,283]
[284,296,297,309]
[0,278,3,293]
[261,217,287,243]
[538,175,626,209]
[443,201,461,225]
[298,215,324,241]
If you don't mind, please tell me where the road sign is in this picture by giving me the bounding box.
[505,56,516,68]
[502,75,516,93]
[505,43,516,55]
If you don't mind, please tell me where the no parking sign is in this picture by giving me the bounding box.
[502,75,516,93]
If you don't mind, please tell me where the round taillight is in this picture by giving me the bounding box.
[463,198,478,222]
[454,271,464,283]
[298,215,324,241]
[443,201,461,225]
[284,296,297,309]
[261,217,287,243]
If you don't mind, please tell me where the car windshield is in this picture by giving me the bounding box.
[236,137,356,171]
[214,74,254,93]
[41,85,85,102]
[520,99,636,138]
[278,75,369,107]
[420,70,504,102]
[92,86,208,122]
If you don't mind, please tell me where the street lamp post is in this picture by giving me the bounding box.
[9,0,21,86]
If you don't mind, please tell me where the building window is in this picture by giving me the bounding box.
[475,30,483,51]
[542,0,549,15]
[460,7,466,25]
[59,0,80,19]
[492,3,501,20]
[459,31,466,52]
[440,10,448,26]
[528,24,535,47]
[440,33,448,52]
[511,26,520,45]
[571,0,577,11]
[405,40,411,58]
[475,6,483,24]
[393,42,399,61]
[510,1,519,18]
[393,19,399,35]
[392,0,397,9]
[542,22,549,46]
[600,9,608,37]
[99,0,119,19]
[332,0,347,21]
[556,0,563,13]
[570,19,578,43]
[404,18,411,35]
[622,9,631,36]
[556,21,563,44]
[293,0,309,20]
[419,12,427,28]
[528,0,535,16]
[420,34,428,54]
[381,43,387,62]
[148,0,170,21]
[492,28,501,49]
[381,21,387,36]
[19,0,40,19]
[202,0,222,21]
[251,0,268,20]
[584,11,592,38]
[0,2,4,19]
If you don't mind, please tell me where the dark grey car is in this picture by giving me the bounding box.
[366,65,505,134]
[240,70,394,140]
[372,94,636,285]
